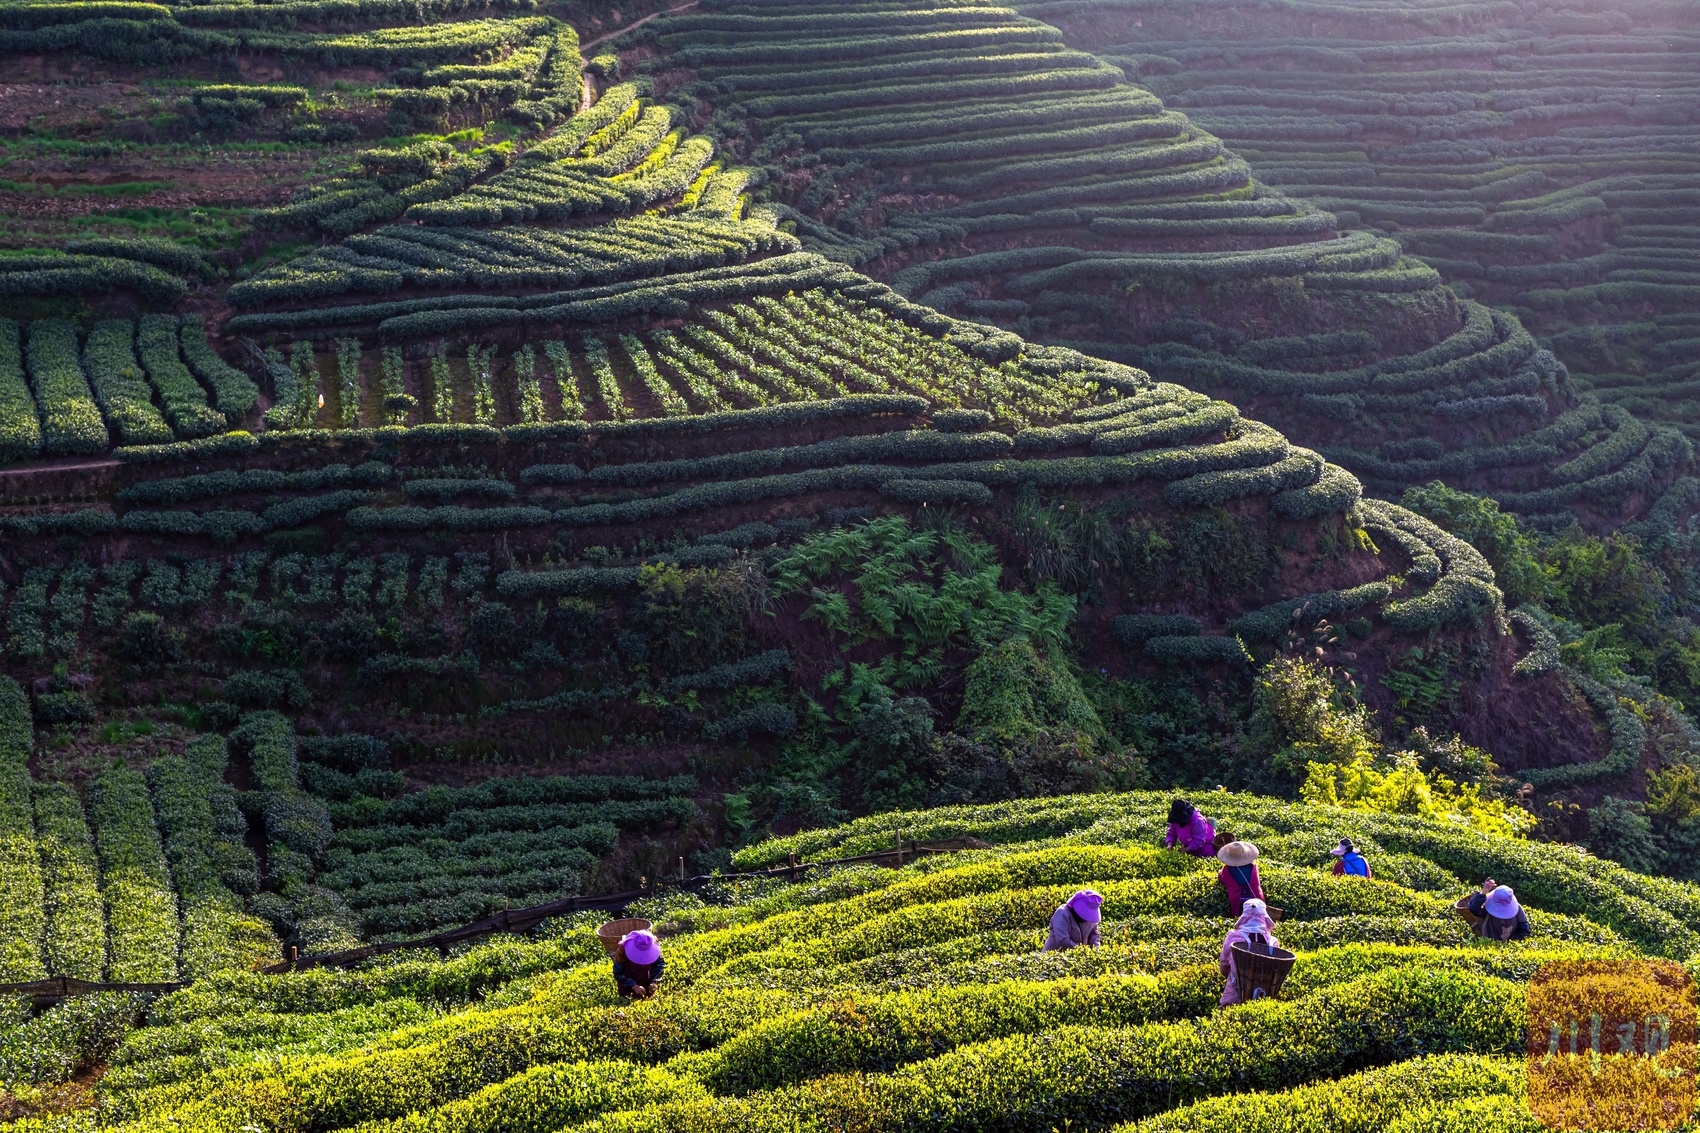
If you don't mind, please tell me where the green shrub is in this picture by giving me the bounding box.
[115,430,259,464]
[0,251,187,303]
[1111,614,1200,644]
[353,1060,705,1133]
[1228,583,1392,641]
[1116,1053,1523,1133]
[344,776,697,829]
[0,3,173,31]
[575,970,1522,1133]
[32,782,104,980]
[65,237,215,283]
[0,990,143,1089]
[82,319,173,446]
[703,703,798,742]
[148,751,275,978]
[1143,635,1250,664]
[179,317,258,424]
[1272,461,1361,519]
[88,765,179,981]
[137,315,223,439]
[0,320,40,464]
[880,478,993,505]
[696,970,1221,1094]
[25,319,107,455]
[0,678,45,981]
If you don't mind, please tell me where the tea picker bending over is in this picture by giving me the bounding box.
[615,930,665,998]
[1043,889,1103,951]
[1331,838,1372,878]
[1466,879,1531,941]
[1163,798,1217,857]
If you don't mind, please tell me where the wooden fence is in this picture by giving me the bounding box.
[0,976,187,1006]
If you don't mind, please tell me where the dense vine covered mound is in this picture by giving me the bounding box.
[25,790,1699,1133]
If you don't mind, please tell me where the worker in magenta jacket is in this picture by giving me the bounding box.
[1216,840,1264,916]
[1163,798,1217,856]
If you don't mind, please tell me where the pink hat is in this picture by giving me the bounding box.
[622,930,661,964]
[1484,886,1520,920]
[1067,889,1103,923]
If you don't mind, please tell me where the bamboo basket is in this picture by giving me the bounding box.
[597,917,652,957]
[1231,940,1296,1001]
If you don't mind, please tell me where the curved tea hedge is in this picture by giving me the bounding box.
[39,791,1698,1133]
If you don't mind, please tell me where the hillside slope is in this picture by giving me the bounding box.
[1,0,1700,997]
[12,791,1697,1131]
[0,0,1690,908]
[632,0,1697,527]
[1014,0,1700,444]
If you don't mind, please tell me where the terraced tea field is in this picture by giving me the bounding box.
[1016,0,1700,442]
[0,0,1697,1120]
[8,791,1699,1132]
[614,0,1696,532]
[0,0,1691,532]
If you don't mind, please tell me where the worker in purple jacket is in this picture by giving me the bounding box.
[1042,889,1103,951]
[1163,798,1218,856]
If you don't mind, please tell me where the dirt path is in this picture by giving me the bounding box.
[0,458,119,477]
[580,1,697,52]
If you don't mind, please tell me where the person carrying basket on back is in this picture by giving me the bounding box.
[1163,798,1217,857]
[614,929,665,998]
[1219,898,1279,1006]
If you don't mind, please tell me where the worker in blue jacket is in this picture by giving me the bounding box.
[1330,838,1372,878]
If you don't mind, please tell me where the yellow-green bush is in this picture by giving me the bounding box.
[78,794,1700,1133]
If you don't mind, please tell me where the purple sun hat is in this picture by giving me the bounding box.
[622,930,662,964]
[1484,885,1520,920]
[1068,889,1104,923]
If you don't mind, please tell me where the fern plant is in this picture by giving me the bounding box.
[774,515,1074,691]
